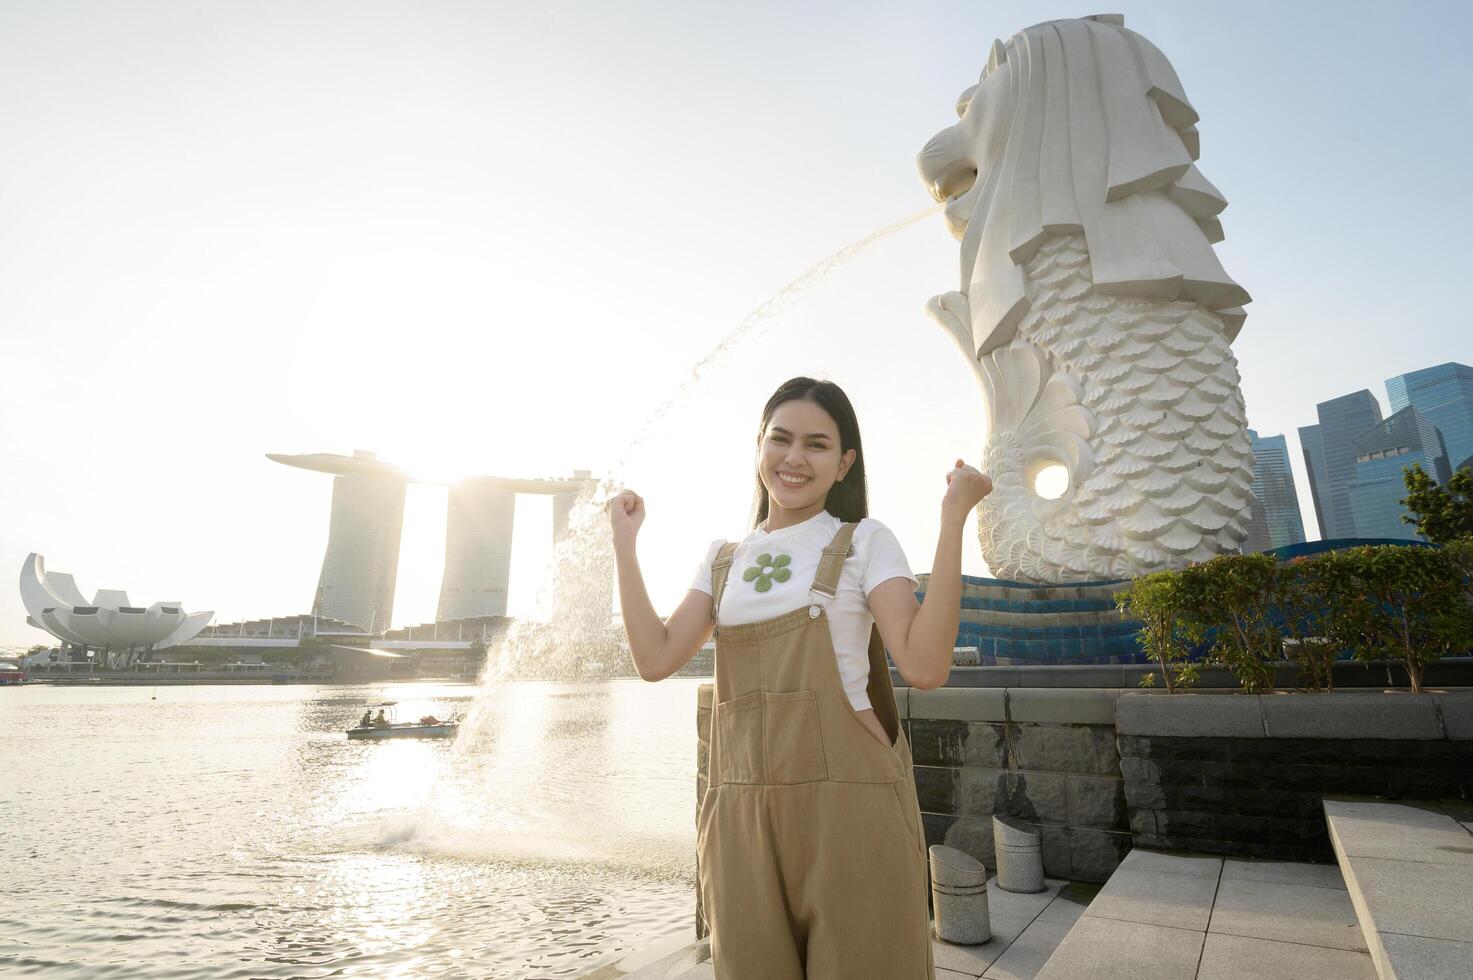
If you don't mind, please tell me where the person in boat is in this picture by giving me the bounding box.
[418,714,440,726]
[372,708,389,727]
[607,376,991,978]
[358,708,373,728]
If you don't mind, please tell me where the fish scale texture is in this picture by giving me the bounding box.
[978,234,1253,582]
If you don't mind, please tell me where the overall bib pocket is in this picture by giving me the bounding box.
[712,689,828,785]
[762,689,828,785]
[712,691,763,784]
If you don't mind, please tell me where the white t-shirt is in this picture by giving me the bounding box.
[688,510,918,713]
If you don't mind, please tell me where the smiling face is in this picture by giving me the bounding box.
[757,398,856,518]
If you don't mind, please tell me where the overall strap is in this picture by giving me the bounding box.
[809,522,859,599]
[710,542,738,622]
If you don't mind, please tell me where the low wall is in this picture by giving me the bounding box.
[1117,690,1473,863]
[903,688,1131,884]
[900,658,1473,689]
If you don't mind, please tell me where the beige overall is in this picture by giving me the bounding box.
[697,522,934,979]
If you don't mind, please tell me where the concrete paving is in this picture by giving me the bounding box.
[581,830,1472,980]
[1210,876,1366,951]
[573,878,1098,980]
[1082,864,1219,932]
[1035,851,1375,980]
[1196,934,1377,980]
[1325,799,1473,980]
[1036,917,1206,980]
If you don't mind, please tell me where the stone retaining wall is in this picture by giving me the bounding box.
[1116,691,1473,863]
[694,686,1132,892]
[914,658,1473,689]
[904,688,1132,884]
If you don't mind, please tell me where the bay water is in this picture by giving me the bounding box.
[1,679,704,979]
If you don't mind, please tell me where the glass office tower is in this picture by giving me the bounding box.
[1300,391,1384,539]
[1297,424,1328,539]
[1346,407,1450,541]
[1245,430,1307,551]
[1386,362,1473,477]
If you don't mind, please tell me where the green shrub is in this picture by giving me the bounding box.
[1313,545,1472,693]
[1118,544,1470,693]
[1178,554,1281,693]
[1273,556,1337,692]
[1116,571,1200,694]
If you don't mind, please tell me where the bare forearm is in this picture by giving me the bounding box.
[906,508,966,687]
[614,539,667,677]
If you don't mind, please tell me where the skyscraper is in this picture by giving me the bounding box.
[1346,407,1450,541]
[1300,391,1384,539]
[551,471,593,544]
[1244,430,1306,551]
[268,450,410,631]
[436,480,516,621]
[1385,362,1473,476]
[1297,424,1328,539]
[435,473,602,623]
[272,454,602,629]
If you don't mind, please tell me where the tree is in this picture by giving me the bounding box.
[1443,537,1473,605]
[1401,464,1473,544]
[1318,544,1473,694]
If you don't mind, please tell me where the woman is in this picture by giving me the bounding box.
[608,376,991,979]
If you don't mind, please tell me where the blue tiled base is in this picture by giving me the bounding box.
[917,573,1146,665]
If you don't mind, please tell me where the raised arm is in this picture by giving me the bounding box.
[609,489,716,682]
[870,459,992,690]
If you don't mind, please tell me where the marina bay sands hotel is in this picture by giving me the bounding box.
[269,450,604,632]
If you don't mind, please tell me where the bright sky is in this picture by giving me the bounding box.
[3,1,1471,647]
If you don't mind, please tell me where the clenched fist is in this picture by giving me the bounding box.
[942,459,993,519]
[607,489,646,546]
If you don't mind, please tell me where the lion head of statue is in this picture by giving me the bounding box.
[918,14,1250,359]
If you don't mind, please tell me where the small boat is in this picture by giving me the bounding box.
[347,700,459,740]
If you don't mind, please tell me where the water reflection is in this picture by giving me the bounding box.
[318,852,435,961]
[2,681,697,979]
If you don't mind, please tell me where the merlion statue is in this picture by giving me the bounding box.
[917,13,1254,583]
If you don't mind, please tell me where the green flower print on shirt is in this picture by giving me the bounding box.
[742,553,792,593]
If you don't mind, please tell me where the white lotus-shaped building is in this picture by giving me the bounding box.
[20,553,213,657]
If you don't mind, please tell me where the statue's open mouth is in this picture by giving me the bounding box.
[944,183,977,239]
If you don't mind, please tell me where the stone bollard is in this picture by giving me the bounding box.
[993,816,1045,893]
[928,845,991,944]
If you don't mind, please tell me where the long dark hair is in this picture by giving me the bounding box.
[751,377,869,528]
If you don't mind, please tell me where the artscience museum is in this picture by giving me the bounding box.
[20,553,213,665]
